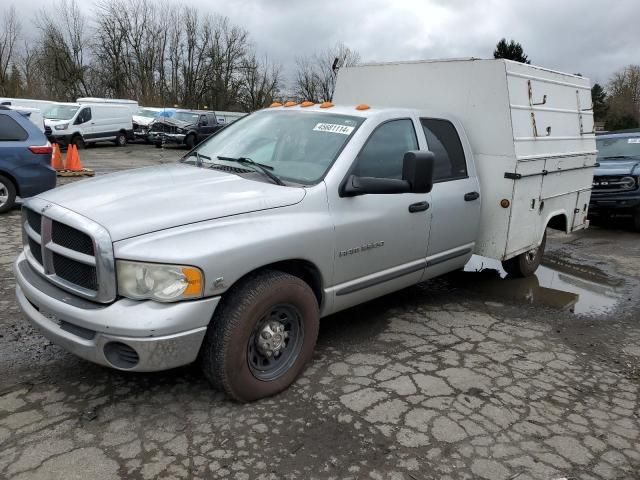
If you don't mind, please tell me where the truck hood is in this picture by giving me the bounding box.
[37,163,306,241]
[132,115,155,127]
[595,158,640,176]
[152,117,194,129]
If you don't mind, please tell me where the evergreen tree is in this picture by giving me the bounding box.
[493,38,531,64]
[591,83,608,122]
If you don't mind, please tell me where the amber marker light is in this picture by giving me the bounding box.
[500,199,511,208]
[319,102,334,108]
[269,102,283,107]
[182,266,204,297]
[284,101,298,107]
[300,101,315,107]
[355,104,370,110]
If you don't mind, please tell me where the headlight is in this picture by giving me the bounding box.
[54,123,69,130]
[620,176,637,190]
[116,260,204,302]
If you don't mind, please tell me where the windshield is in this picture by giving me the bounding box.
[173,111,200,123]
[187,110,364,184]
[136,108,158,118]
[597,136,640,159]
[44,105,79,120]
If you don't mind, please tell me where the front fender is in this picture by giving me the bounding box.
[113,187,334,302]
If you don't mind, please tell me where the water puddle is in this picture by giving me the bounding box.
[460,255,623,315]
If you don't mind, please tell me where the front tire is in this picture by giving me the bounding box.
[502,232,546,278]
[185,133,196,149]
[0,175,17,213]
[633,211,640,232]
[200,270,319,402]
[71,135,85,149]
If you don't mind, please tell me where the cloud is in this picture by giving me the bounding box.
[9,0,640,86]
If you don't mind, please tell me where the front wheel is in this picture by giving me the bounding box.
[200,270,319,402]
[633,211,640,232]
[185,133,196,149]
[0,175,17,213]
[502,232,546,278]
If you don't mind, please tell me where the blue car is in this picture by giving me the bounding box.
[0,107,57,213]
[590,131,640,230]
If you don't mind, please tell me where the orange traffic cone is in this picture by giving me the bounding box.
[66,144,83,171]
[51,144,63,170]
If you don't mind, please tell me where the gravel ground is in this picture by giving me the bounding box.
[1,143,639,480]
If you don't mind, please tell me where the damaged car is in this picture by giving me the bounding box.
[149,110,223,149]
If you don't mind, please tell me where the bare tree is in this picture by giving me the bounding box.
[606,65,640,129]
[35,0,92,99]
[293,42,360,102]
[238,52,281,111]
[0,5,20,96]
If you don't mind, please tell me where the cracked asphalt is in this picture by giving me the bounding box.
[1,144,640,480]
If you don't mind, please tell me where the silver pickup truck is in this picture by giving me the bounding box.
[15,59,596,401]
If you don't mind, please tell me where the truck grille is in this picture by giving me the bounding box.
[22,200,116,303]
[592,175,638,193]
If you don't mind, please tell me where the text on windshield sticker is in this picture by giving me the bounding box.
[313,123,355,135]
[628,138,640,144]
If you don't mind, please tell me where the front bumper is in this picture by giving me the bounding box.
[149,132,186,145]
[14,253,220,372]
[589,193,640,213]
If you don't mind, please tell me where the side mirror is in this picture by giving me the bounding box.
[341,150,435,196]
[402,150,434,194]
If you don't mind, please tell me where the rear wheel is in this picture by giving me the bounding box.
[200,270,319,402]
[115,132,127,146]
[0,175,17,213]
[502,232,546,278]
[185,133,196,149]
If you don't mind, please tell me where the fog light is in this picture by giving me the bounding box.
[104,342,139,369]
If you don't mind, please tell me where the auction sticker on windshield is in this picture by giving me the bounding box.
[313,123,355,135]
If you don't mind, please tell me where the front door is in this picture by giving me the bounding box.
[329,118,432,311]
[420,118,481,277]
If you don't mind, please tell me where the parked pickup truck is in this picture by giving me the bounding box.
[589,131,640,230]
[14,59,596,401]
[148,110,223,149]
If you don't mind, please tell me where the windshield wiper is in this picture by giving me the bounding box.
[216,156,285,185]
[183,151,212,167]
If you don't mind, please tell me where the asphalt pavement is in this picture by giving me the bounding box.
[1,144,639,480]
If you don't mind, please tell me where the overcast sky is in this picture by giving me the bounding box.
[11,0,640,86]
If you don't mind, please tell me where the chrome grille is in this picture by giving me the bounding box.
[52,252,98,290]
[52,221,94,255]
[21,199,116,303]
[592,175,638,193]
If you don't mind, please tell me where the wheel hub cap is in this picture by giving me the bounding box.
[256,321,289,358]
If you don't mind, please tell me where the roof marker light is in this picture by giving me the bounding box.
[300,101,315,107]
[269,102,283,107]
[355,104,370,110]
[319,102,334,109]
[284,101,298,107]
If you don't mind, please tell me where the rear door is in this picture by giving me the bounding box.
[420,118,481,277]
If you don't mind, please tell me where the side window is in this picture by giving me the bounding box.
[75,108,91,124]
[353,119,418,179]
[0,114,28,141]
[199,115,208,126]
[420,118,468,182]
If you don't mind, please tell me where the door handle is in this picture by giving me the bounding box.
[464,192,480,201]
[408,201,430,213]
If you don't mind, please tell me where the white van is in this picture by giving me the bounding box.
[77,97,139,115]
[44,103,134,148]
[0,97,58,114]
[7,106,46,133]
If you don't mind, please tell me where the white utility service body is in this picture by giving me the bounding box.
[334,58,597,261]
